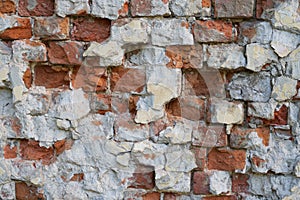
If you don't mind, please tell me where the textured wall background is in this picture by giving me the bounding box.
[0,0,300,199]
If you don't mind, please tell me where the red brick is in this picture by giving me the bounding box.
[34,17,69,40]
[54,139,73,155]
[142,192,160,200]
[256,0,275,18]
[3,144,17,159]
[202,195,236,200]
[193,124,227,147]
[192,147,207,170]
[23,68,32,89]
[166,45,203,69]
[71,17,111,43]
[70,173,84,182]
[251,155,266,168]
[72,65,108,92]
[193,20,235,43]
[47,41,83,65]
[110,66,146,93]
[230,126,270,148]
[208,148,246,171]
[183,69,225,97]
[166,96,205,121]
[0,0,16,13]
[202,0,211,7]
[263,104,288,126]
[128,167,155,189]
[18,0,54,16]
[163,193,180,200]
[34,65,70,89]
[118,1,129,17]
[193,171,210,195]
[15,182,44,200]
[232,173,249,193]
[20,140,54,165]
[0,17,32,40]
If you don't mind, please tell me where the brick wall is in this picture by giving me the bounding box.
[0,0,300,199]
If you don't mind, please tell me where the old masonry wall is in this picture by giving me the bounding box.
[0,0,300,199]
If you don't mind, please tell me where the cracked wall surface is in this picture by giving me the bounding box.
[0,0,300,199]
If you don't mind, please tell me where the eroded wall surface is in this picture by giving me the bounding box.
[0,0,300,199]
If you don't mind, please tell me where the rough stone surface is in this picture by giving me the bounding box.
[131,0,170,16]
[91,0,128,20]
[209,99,244,124]
[284,46,300,80]
[228,72,272,102]
[271,76,297,101]
[56,0,90,17]
[34,17,69,40]
[271,29,300,58]
[170,0,202,17]
[0,0,16,13]
[18,0,54,16]
[0,16,32,39]
[214,0,255,18]
[209,171,231,195]
[246,44,277,72]
[151,19,194,46]
[206,44,246,69]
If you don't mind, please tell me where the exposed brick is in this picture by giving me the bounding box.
[202,0,212,7]
[256,0,275,18]
[20,140,54,165]
[192,147,207,170]
[193,171,210,195]
[166,45,203,69]
[165,96,205,121]
[15,182,44,200]
[232,173,249,193]
[118,1,129,17]
[54,139,73,155]
[163,193,180,200]
[71,17,111,43]
[230,126,270,148]
[213,0,255,18]
[0,17,32,40]
[193,20,235,42]
[110,66,146,93]
[193,124,227,147]
[23,68,32,89]
[251,155,266,168]
[70,173,84,182]
[202,195,236,200]
[3,144,17,159]
[128,167,155,189]
[18,0,54,16]
[47,41,84,65]
[263,104,288,125]
[131,0,151,16]
[0,0,16,13]
[34,17,69,40]
[183,69,226,97]
[142,192,160,200]
[72,65,108,92]
[34,65,70,89]
[208,148,246,171]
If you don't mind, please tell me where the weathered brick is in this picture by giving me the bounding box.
[202,196,236,200]
[166,44,203,69]
[193,171,210,195]
[128,167,155,189]
[131,0,170,16]
[18,0,54,16]
[143,192,160,200]
[193,124,227,147]
[214,0,255,18]
[54,139,73,155]
[15,182,44,200]
[3,144,17,159]
[193,20,236,42]
[165,96,205,121]
[71,17,111,43]
[90,93,112,114]
[70,173,84,182]
[47,41,84,65]
[0,17,32,40]
[34,65,70,89]
[0,0,16,13]
[232,173,249,193]
[192,147,207,170]
[163,193,180,200]
[23,68,32,89]
[72,65,108,92]
[34,17,69,40]
[208,148,246,171]
[183,69,226,97]
[256,0,275,18]
[110,66,146,93]
[20,140,54,165]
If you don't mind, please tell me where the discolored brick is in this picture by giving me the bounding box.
[34,17,69,40]
[193,171,210,195]
[18,0,54,16]
[214,0,255,18]
[15,182,44,200]
[0,0,16,13]
[0,17,32,40]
